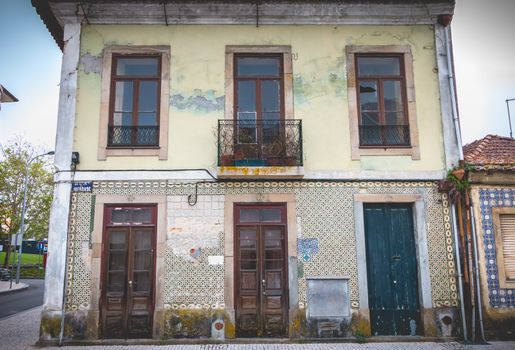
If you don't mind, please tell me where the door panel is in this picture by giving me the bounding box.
[235,207,287,338]
[101,223,155,339]
[364,203,420,336]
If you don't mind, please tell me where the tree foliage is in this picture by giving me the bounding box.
[0,138,54,244]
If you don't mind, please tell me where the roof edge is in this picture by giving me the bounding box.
[32,0,64,51]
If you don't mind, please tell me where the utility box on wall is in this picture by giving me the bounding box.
[306,277,350,337]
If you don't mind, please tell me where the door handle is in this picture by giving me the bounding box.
[128,280,133,288]
[262,279,266,296]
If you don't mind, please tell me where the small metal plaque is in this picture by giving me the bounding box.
[307,277,350,318]
[72,181,93,192]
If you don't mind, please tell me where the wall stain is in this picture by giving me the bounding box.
[293,55,346,104]
[171,89,224,113]
[79,53,102,75]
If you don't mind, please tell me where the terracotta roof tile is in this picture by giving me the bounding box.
[464,134,515,170]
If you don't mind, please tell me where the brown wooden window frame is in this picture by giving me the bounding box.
[492,207,515,289]
[107,54,162,148]
[355,53,410,148]
[345,45,420,160]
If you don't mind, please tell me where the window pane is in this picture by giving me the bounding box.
[109,231,127,249]
[116,57,158,76]
[357,56,400,76]
[132,209,153,224]
[237,81,257,114]
[114,81,133,112]
[359,81,378,112]
[261,209,282,222]
[109,251,127,271]
[111,209,131,224]
[261,80,281,121]
[138,113,157,126]
[133,271,151,292]
[237,57,280,76]
[134,229,152,249]
[383,80,404,112]
[240,208,260,222]
[386,112,405,125]
[108,271,126,292]
[134,251,151,270]
[240,228,257,240]
[113,112,133,126]
[138,81,158,112]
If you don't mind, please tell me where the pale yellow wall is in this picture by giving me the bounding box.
[75,24,445,172]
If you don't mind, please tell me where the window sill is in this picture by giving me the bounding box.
[217,166,304,179]
[351,145,420,160]
[103,147,163,158]
[106,146,160,149]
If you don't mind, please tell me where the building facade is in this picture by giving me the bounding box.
[34,0,463,342]
[465,135,515,340]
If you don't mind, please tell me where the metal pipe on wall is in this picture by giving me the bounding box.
[469,201,487,342]
[451,203,468,341]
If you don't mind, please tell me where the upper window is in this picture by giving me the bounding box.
[356,54,409,147]
[98,46,170,160]
[346,46,420,160]
[108,55,161,148]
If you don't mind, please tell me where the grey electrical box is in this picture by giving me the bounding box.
[306,277,350,318]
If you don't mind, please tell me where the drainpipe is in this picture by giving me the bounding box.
[439,14,468,341]
[469,201,487,342]
[451,203,468,341]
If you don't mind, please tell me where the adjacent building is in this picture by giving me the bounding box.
[464,135,515,340]
[33,0,464,342]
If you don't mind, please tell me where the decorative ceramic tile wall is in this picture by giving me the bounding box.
[65,180,456,311]
[478,187,515,308]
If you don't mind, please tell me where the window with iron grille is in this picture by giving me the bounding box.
[356,54,410,147]
[108,55,161,147]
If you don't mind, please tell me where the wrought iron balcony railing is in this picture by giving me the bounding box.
[107,125,159,147]
[359,124,411,147]
[218,120,303,167]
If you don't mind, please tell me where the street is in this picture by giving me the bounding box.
[0,278,44,319]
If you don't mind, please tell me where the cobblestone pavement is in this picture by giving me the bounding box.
[1,307,514,350]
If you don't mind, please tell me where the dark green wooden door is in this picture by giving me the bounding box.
[364,203,420,336]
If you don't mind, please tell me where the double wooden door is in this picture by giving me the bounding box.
[101,206,156,339]
[235,204,288,337]
[364,203,420,336]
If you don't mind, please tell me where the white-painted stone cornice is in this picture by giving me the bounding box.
[49,1,454,26]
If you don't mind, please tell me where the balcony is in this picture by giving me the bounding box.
[217,120,303,174]
[107,125,159,147]
[359,124,410,147]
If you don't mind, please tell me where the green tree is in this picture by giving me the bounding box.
[0,138,54,267]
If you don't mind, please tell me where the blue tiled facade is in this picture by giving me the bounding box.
[478,188,515,308]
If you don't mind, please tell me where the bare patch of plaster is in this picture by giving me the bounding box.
[167,217,223,262]
[171,89,224,113]
[79,53,102,74]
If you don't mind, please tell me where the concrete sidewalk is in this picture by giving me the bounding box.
[2,307,515,350]
[0,280,29,295]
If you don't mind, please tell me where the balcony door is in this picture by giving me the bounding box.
[234,55,284,164]
[101,205,156,339]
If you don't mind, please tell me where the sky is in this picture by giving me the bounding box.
[0,0,514,150]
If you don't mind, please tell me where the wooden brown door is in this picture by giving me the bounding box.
[235,205,288,337]
[101,206,156,339]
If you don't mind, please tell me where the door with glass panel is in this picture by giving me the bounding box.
[101,205,156,339]
[234,55,284,163]
[235,204,288,337]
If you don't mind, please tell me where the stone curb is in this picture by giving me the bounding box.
[0,282,29,295]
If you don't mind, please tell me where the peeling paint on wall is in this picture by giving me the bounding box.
[293,56,345,104]
[171,89,224,112]
[79,53,102,75]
